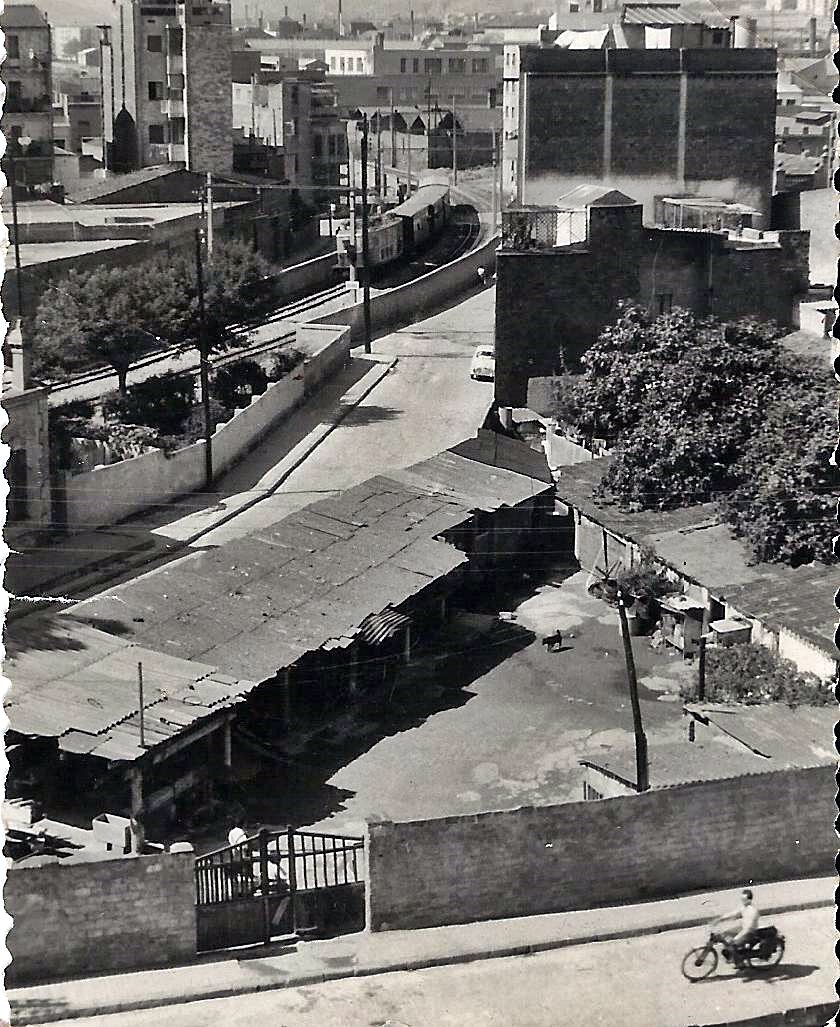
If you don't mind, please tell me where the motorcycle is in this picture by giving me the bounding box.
[681,927,785,981]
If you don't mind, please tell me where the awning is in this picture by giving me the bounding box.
[357,607,411,646]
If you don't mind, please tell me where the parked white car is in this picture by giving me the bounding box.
[470,346,495,381]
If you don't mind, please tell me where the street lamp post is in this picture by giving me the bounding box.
[8,134,32,322]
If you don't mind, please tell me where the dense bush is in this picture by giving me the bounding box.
[680,643,831,707]
[212,359,268,411]
[267,347,305,382]
[102,373,197,436]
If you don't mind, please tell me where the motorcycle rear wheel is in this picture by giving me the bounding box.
[745,938,785,970]
[681,946,718,981]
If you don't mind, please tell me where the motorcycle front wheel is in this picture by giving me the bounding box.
[745,938,785,970]
[681,946,718,981]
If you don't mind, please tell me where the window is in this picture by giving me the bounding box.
[449,58,466,74]
[54,137,66,149]
[783,126,790,135]
[569,0,580,11]
[340,57,346,72]
[148,80,164,100]
[147,34,163,52]
[376,85,388,99]
[330,55,337,69]
[488,87,498,108]
[7,80,21,99]
[356,57,363,71]
[171,118,185,143]
[167,27,183,51]
[472,58,488,73]
[802,126,809,135]
[657,294,673,316]
[400,57,407,72]
[424,57,442,75]
[6,35,19,59]
[593,0,603,11]
[412,57,419,72]
[712,29,724,44]
[148,123,165,143]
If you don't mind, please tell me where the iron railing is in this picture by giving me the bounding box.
[195,827,365,907]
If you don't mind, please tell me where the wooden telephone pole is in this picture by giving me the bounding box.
[360,115,372,353]
[617,590,649,792]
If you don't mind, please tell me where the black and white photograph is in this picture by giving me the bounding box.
[0,0,837,1023]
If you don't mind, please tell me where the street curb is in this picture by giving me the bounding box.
[8,896,833,1025]
[7,359,396,621]
[687,1002,837,1027]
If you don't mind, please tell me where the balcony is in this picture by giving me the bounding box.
[500,208,588,251]
[161,90,185,117]
[166,53,184,75]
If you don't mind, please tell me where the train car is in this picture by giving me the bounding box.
[390,182,450,253]
[335,211,404,270]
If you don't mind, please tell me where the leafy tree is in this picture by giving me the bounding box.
[563,306,835,566]
[31,241,278,390]
[32,265,165,392]
[102,373,197,436]
[680,643,830,707]
[720,363,838,565]
[212,359,268,411]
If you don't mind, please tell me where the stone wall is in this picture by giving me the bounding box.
[6,852,196,984]
[366,765,835,931]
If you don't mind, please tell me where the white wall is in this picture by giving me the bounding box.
[60,326,351,533]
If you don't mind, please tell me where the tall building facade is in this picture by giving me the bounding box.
[105,0,233,174]
[0,4,54,189]
[503,45,778,223]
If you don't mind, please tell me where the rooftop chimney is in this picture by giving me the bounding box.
[808,16,817,54]
[410,8,415,37]
[338,0,344,37]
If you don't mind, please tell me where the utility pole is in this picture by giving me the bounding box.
[697,636,707,702]
[498,123,505,229]
[389,86,397,170]
[137,662,146,749]
[348,153,357,286]
[407,133,412,194]
[375,107,383,195]
[491,129,498,233]
[194,228,214,487]
[451,94,457,186]
[616,590,649,792]
[360,115,372,353]
[206,172,214,261]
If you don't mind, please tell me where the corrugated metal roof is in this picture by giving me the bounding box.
[357,607,412,645]
[5,618,258,762]
[72,435,551,684]
[621,2,728,26]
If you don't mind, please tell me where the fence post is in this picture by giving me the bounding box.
[287,825,298,936]
[259,828,271,944]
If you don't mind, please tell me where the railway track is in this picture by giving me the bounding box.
[48,283,351,407]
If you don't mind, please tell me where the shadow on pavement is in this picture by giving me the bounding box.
[692,963,821,985]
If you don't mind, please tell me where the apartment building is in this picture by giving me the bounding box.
[231,73,346,198]
[105,0,232,174]
[503,45,777,222]
[0,4,54,188]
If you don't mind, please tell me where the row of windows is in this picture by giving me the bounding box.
[399,56,490,75]
[312,134,345,156]
[374,85,488,103]
[329,55,365,72]
[144,28,183,53]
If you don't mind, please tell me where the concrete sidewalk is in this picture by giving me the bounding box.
[6,876,833,1025]
[6,355,394,614]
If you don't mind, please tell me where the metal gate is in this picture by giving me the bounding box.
[195,827,366,952]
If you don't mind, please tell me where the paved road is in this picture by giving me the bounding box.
[151,285,496,546]
[47,909,836,1027]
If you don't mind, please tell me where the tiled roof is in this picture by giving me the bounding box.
[5,618,258,762]
[622,2,728,26]
[0,4,48,28]
[65,165,185,204]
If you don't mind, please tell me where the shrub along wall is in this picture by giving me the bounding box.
[365,765,834,931]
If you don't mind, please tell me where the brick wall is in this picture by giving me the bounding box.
[185,24,233,174]
[611,76,680,178]
[526,75,604,178]
[5,852,197,984]
[366,765,834,931]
